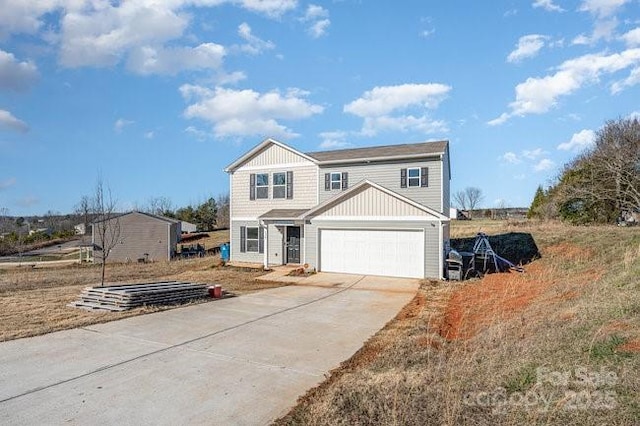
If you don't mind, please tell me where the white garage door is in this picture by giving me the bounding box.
[320,229,425,278]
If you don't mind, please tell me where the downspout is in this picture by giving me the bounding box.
[167,223,171,261]
[260,220,268,270]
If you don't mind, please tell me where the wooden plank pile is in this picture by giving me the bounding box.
[69,281,210,312]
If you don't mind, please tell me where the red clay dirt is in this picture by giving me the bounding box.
[617,339,640,353]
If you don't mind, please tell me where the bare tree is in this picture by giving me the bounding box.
[216,193,230,229]
[453,187,484,217]
[92,179,120,287]
[75,195,91,234]
[145,196,174,216]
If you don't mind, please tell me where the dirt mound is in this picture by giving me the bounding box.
[450,232,540,266]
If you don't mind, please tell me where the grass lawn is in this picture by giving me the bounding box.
[277,220,640,425]
[0,245,285,342]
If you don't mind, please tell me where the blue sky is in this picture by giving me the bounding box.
[1,0,639,216]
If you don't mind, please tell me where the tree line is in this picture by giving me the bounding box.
[528,117,640,224]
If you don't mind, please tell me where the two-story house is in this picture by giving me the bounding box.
[224,138,451,279]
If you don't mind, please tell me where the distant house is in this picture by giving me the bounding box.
[92,211,181,263]
[29,227,51,236]
[180,221,197,234]
[74,223,87,235]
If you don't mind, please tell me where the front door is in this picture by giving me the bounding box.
[286,226,301,264]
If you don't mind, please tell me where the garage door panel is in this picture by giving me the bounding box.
[320,229,424,278]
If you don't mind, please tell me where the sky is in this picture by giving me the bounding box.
[1,0,639,216]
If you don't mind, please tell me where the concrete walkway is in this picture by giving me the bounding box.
[0,274,419,425]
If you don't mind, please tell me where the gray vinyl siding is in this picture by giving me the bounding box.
[230,220,263,264]
[93,212,178,263]
[318,158,443,213]
[304,219,441,279]
[442,146,451,214]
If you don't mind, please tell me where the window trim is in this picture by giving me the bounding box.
[272,172,286,199]
[255,173,269,199]
[245,226,259,252]
[407,167,421,187]
[330,172,342,190]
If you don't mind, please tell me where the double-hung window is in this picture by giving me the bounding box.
[256,173,269,199]
[330,172,342,190]
[407,168,421,187]
[246,227,259,252]
[273,172,286,199]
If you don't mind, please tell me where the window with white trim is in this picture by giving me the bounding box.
[256,173,269,199]
[330,172,341,190]
[273,172,286,199]
[407,168,421,187]
[246,227,259,252]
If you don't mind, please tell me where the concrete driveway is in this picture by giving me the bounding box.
[0,273,419,425]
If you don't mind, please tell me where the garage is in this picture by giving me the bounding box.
[319,229,425,278]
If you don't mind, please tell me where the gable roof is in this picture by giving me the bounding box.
[93,211,179,225]
[301,180,449,221]
[306,140,448,164]
[224,137,318,172]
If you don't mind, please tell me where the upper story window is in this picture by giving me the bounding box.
[330,172,342,190]
[400,167,428,188]
[256,173,269,199]
[273,172,286,199]
[408,168,421,187]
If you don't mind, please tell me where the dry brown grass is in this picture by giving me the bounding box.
[277,222,640,425]
[0,255,284,342]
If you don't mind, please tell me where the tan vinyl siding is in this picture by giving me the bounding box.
[231,164,317,217]
[304,219,441,278]
[244,143,313,168]
[314,185,433,218]
[230,220,263,263]
[318,159,443,213]
[93,212,178,263]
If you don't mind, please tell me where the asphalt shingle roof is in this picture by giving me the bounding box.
[306,140,448,163]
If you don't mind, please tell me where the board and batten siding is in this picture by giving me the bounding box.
[94,212,179,263]
[318,158,443,214]
[317,185,432,218]
[304,219,441,279]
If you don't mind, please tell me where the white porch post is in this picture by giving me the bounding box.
[262,221,269,270]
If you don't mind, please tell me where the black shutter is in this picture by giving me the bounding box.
[341,172,348,190]
[400,168,407,188]
[286,171,293,199]
[249,174,256,200]
[240,226,246,252]
[324,173,330,190]
[421,167,428,187]
[258,226,264,254]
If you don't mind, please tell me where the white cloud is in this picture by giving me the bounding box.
[344,83,451,136]
[532,0,564,12]
[501,152,521,164]
[0,110,28,133]
[557,129,596,150]
[534,158,555,171]
[318,131,351,149]
[127,43,226,75]
[621,27,640,47]
[0,177,16,191]
[144,131,155,139]
[181,85,324,139]
[522,148,545,159]
[301,5,330,38]
[236,22,275,54]
[235,0,298,18]
[185,126,209,141]
[214,70,247,85]
[114,118,134,133]
[578,0,629,18]
[507,34,549,63]
[572,17,618,45]
[0,49,39,92]
[611,66,640,93]
[628,111,640,120]
[490,48,640,124]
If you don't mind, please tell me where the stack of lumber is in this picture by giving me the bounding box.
[69,281,210,312]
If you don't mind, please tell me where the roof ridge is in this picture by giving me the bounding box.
[305,140,447,156]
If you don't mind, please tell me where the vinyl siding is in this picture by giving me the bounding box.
[93,212,178,263]
[267,224,285,265]
[318,158,443,213]
[442,146,451,214]
[314,185,436,218]
[243,143,313,168]
[230,220,263,264]
[231,165,318,218]
[304,219,441,278]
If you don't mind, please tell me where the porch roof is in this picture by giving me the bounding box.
[259,209,310,220]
